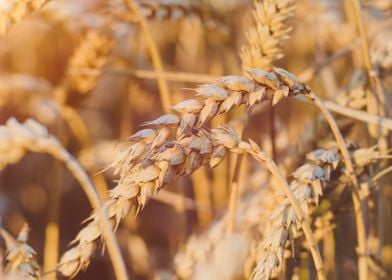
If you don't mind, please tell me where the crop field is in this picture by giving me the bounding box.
[0,0,391,279]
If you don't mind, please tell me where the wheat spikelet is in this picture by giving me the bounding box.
[240,0,295,69]
[0,0,49,35]
[0,224,40,280]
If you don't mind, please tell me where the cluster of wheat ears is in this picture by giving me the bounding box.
[0,0,391,279]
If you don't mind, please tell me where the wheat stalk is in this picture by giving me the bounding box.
[0,0,50,35]
[0,224,40,280]
[0,118,128,280]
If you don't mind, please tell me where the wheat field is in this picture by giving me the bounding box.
[0,0,391,279]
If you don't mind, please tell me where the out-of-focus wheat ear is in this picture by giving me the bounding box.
[0,0,50,35]
[110,0,228,33]
[0,118,128,280]
[240,0,296,70]
[0,224,40,280]
[62,30,112,98]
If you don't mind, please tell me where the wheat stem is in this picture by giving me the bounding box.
[225,154,244,235]
[190,167,213,227]
[226,114,248,234]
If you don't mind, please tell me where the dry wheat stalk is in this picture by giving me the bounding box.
[0,224,40,280]
[0,118,128,280]
[0,0,49,35]
[240,0,295,70]
[57,68,314,277]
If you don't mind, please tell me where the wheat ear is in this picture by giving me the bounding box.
[241,0,295,70]
[56,68,316,277]
[0,224,40,280]
[174,142,385,279]
[0,118,128,280]
[62,30,112,97]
